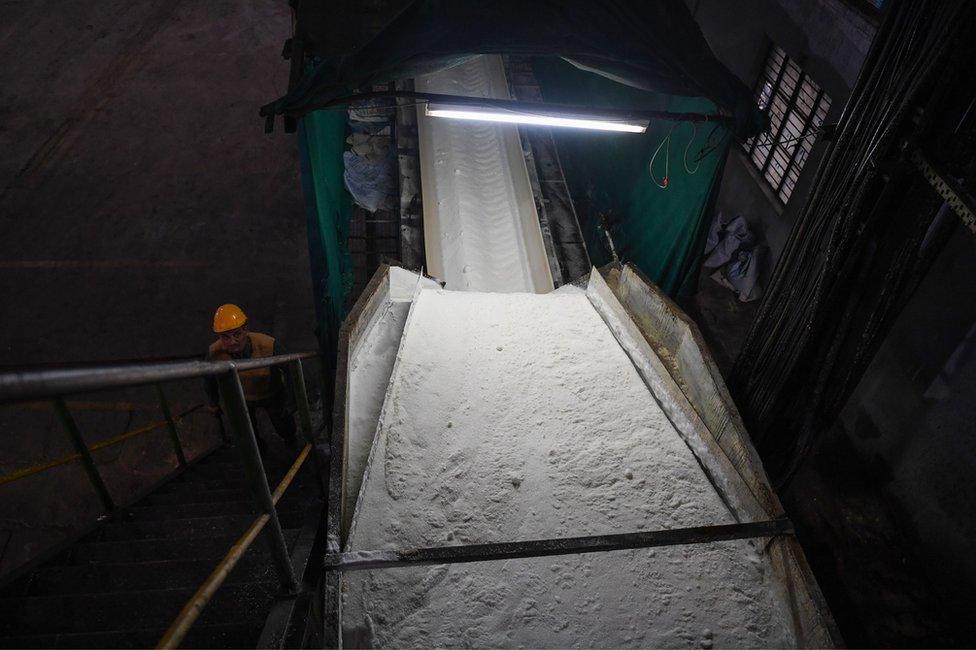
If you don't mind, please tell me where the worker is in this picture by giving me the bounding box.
[205,304,297,451]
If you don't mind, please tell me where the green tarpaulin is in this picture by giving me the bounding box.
[532,57,730,296]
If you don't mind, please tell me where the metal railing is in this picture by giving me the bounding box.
[0,401,203,489]
[0,351,323,648]
[158,443,313,648]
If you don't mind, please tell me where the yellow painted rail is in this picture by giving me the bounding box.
[0,404,204,487]
[157,443,312,649]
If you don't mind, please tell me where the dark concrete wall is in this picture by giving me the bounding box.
[836,224,976,630]
[0,1,316,577]
[0,0,316,363]
[688,0,876,278]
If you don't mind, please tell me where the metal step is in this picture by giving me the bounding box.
[159,457,307,491]
[69,528,300,564]
[98,510,306,542]
[21,556,278,596]
[0,621,262,649]
[125,500,256,521]
[0,581,279,635]
[170,461,247,482]
[156,476,249,492]
[145,487,248,505]
[151,477,317,505]
[145,482,317,514]
[0,437,322,645]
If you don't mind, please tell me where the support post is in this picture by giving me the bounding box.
[290,359,329,500]
[288,360,315,444]
[217,367,299,594]
[52,398,115,513]
[155,383,187,467]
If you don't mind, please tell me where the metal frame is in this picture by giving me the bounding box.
[262,90,735,131]
[394,78,427,271]
[324,265,394,647]
[504,54,592,287]
[0,352,314,404]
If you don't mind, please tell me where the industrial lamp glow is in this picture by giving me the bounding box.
[425,103,649,133]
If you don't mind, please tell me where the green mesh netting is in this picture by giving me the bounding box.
[532,57,730,296]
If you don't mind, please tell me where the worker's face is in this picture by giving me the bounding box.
[219,327,247,354]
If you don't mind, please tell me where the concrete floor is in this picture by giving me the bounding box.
[0,1,317,578]
[679,270,760,376]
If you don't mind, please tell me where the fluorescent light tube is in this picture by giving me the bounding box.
[425,104,648,133]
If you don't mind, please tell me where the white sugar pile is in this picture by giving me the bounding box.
[343,288,795,648]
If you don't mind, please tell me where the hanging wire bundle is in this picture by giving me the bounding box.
[728,0,974,484]
[649,121,730,189]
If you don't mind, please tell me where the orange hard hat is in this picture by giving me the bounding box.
[213,304,247,333]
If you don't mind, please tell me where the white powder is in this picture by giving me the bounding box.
[345,269,440,530]
[345,299,410,532]
[416,55,553,294]
[343,288,795,648]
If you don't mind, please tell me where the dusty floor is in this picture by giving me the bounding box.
[678,271,760,376]
[0,1,316,578]
[782,426,966,647]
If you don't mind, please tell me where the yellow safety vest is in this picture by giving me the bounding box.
[208,332,277,401]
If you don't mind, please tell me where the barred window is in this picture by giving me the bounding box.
[745,44,832,204]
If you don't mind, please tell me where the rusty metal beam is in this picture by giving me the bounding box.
[325,519,793,572]
[265,89,735,127]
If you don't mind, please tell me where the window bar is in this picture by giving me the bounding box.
[776,86,825,196]
[761,70,807,180]
[748,45,788,159]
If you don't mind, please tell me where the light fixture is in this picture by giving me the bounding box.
[425,103,649,133]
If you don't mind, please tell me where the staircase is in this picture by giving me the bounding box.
[0,443,323,648]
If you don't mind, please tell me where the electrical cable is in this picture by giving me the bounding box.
[692,122,727,162]
[747,127,824,151]
[649,121,732,187]
[649,124,675,189]
[683,122,701,175]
